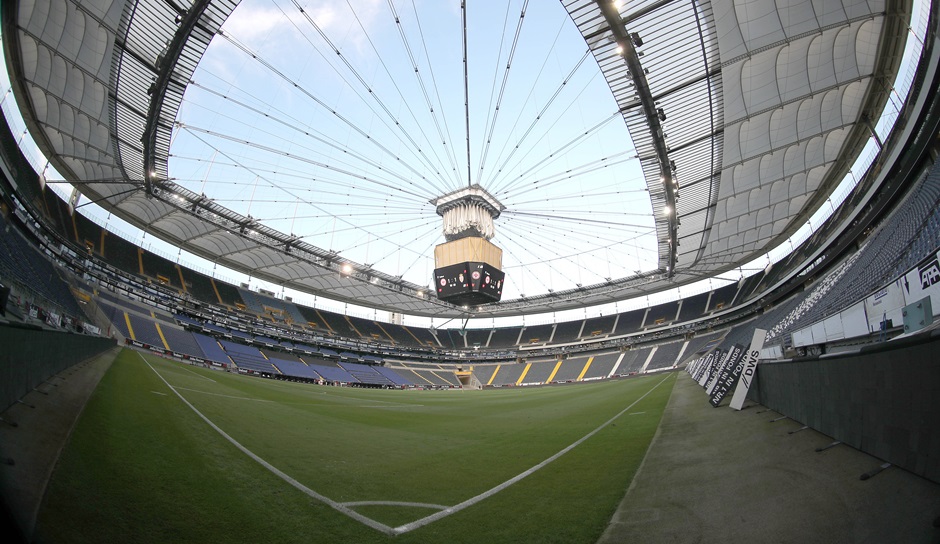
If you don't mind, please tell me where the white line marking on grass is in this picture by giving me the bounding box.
[629,411,646,415]
[173,387,276,402]
[342,501,449,511]
[136,352,397,535]
[178,364,217,383]
[151,391,167,396]
[354,404,425,409]
[392,373,675,535]
[138,351,672,536]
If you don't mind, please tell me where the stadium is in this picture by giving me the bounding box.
[1,0,939,541]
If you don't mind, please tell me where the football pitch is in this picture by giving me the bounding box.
[35,349,676,543]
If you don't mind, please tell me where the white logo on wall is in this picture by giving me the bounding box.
[919,257,940,290]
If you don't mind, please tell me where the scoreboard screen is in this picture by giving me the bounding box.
[434,262,505,305]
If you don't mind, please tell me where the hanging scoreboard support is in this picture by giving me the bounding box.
[729,329,768,410]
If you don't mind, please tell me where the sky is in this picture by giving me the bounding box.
[0,0,930,329]
[170,0,658,301]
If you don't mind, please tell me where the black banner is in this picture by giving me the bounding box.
[703,348,726,391]
[709,343,746,407]
[695,351,715,382]
[688,356,700,377]
[688,356,703,379]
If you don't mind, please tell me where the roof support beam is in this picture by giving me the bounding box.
[584,0,678,41]
[142,0,213,196]
[595,0,677,276]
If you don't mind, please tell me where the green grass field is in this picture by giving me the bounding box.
[34,349,676,543]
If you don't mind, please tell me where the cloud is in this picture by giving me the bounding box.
[219,0,336,53]
[220,0,385,53]
[221,2,303,46]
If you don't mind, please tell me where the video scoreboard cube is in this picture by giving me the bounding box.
[434,262,505,305]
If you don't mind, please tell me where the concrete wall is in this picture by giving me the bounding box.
[0,324,114,412]
[749,330,940,483]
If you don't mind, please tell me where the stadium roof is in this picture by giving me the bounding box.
[2,0,913,318]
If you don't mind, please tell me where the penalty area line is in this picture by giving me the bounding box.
[393,372,675,535]
[136,351,397,535]
[178,364,217,383]
[342,500,449,511]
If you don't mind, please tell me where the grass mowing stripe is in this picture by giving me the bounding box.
[138,351,398,536]
[174,384,426,409]
[235,378,426,406]
[392,372,674,535]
